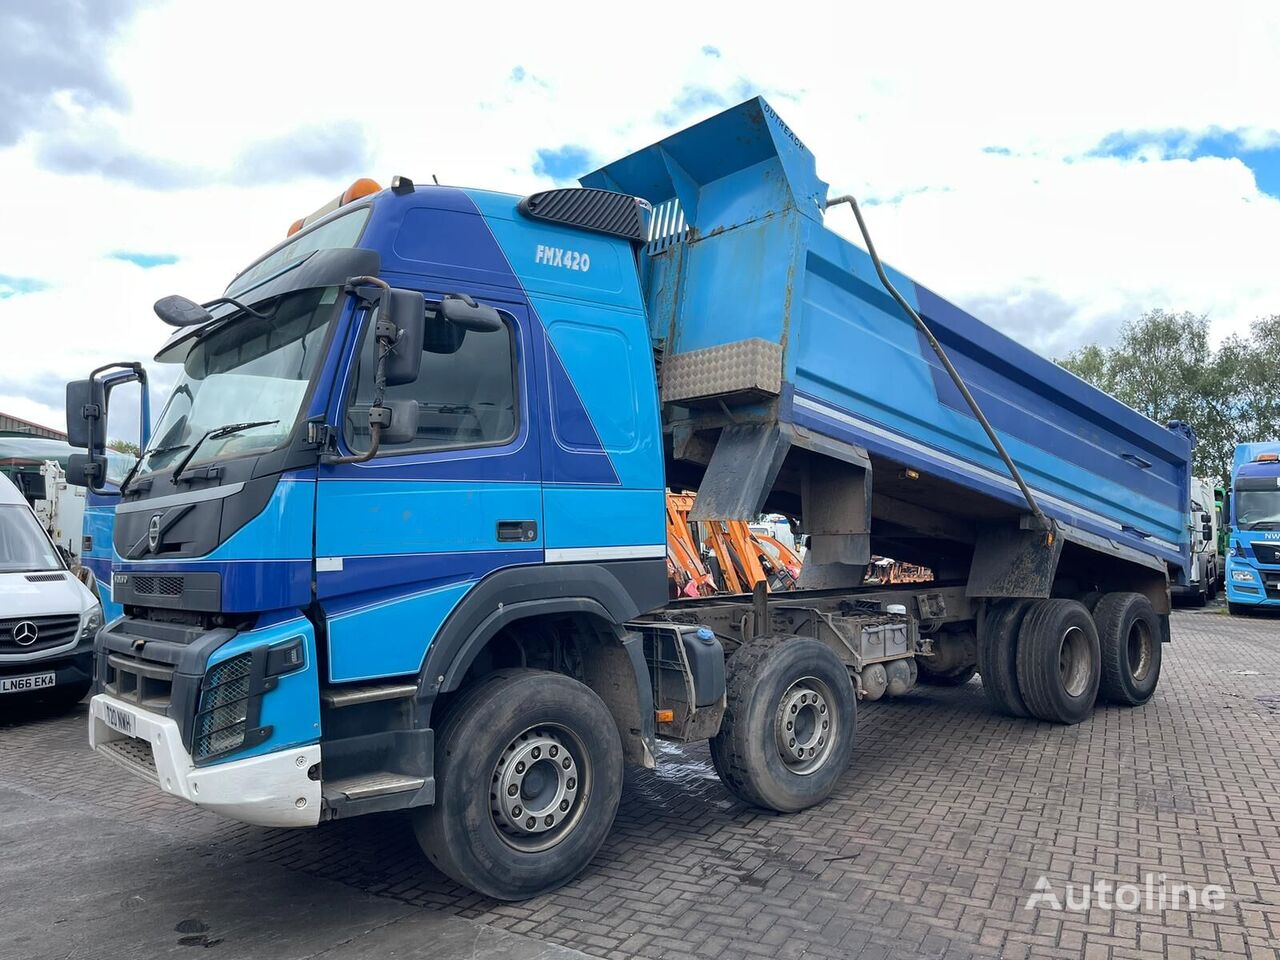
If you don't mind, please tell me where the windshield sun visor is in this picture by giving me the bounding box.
[154,247,380,365]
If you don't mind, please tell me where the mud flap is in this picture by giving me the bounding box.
[966,520,1063,598]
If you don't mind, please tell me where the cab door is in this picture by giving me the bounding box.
[314,295,541,683]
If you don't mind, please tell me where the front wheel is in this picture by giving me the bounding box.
[413,669,623,901]
[710,636,856,813]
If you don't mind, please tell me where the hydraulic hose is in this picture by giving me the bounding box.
[825,195,1051,533]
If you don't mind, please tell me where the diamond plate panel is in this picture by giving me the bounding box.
[661,338,782,405]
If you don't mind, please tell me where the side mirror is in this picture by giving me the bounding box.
[65,379,103,449]
[67,452,103,489]
[1202,523,1213,541]
[380,399,420,444]
[1200,512,1211,524]
[154,295,214,328]
[439,293,503,332]
[382,289,426,386]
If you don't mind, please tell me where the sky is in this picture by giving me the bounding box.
[2,0,1279,438]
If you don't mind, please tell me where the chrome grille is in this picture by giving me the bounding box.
[194,653,253,760]
[0,613,79,653]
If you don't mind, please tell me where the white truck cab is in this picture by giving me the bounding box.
[0,473,102,709]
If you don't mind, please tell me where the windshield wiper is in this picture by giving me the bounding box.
[170,420,280,482]
[119,443,192,494]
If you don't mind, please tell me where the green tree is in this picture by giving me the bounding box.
[107,438,140,457]
[1058,310,1280,484]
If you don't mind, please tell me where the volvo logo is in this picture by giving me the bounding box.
[148,514,162,552]
[13,621,38,646]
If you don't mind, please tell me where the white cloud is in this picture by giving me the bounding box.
[2,0,1279,434]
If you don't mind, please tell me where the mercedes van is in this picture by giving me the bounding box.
[0,473,102,709]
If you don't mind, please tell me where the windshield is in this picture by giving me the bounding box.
[1235,489,1280,530]
[138,287,338,477]
[0,504,62,573]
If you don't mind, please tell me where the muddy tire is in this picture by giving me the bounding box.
[413,669,623,900]
[1015,600,1100,724]
[710,636,856,813]
[1093,592,1162,706]
[977,599,1033,718]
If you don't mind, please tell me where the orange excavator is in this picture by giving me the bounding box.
[665,492,802,598]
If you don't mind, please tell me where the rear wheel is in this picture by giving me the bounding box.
[710,636,856,813]
[413,669,623,900]
[1094,592,1161,706]
[977,599,1033,718]
[1015,600,1100,724]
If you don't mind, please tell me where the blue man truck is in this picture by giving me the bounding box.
[1224,442,1280,613]
[65,98,1191,900]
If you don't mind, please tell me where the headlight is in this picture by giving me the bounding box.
[1231,569,1257,582]
[79,604,103,639]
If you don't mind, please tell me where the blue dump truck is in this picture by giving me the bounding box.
[1224,442,1280,613]
[65,98,1191,900]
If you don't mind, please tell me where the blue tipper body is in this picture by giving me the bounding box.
[96,96,1190,780]
[585,96,1192,579]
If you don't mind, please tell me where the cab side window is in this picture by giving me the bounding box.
[346,304,518,454]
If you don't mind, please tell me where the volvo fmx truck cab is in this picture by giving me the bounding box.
[67,98,1191,900]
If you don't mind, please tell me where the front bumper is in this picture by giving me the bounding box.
[0,640,93,691]
[88,693,321,827]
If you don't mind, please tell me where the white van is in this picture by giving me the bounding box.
[0,473,102,709]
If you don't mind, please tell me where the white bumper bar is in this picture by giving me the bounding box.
[89,693,321,828]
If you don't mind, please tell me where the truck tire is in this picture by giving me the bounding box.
[1228,601,1250,617]
[1093,592,1161,706]
[1015,600,1100,725]
[709,636,856,813]
[977,599,1033,718]
[412,669,623,901]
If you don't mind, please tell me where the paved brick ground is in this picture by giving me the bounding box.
[3,608,1278,959]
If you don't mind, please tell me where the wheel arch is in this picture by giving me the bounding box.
[417,560,665,767]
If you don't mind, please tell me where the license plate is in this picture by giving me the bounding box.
[0,672,56,694]
[102,701,136,736]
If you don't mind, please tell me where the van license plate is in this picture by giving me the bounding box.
[0,672,56,694]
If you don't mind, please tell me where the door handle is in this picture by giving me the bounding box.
[497,520,538,542]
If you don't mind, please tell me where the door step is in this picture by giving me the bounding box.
[320,683,418,708]
[323,771,426,801]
